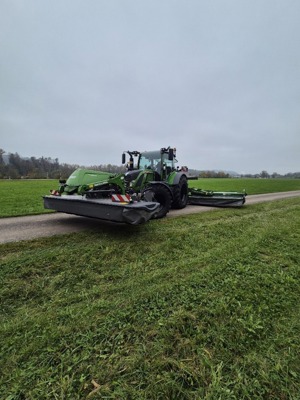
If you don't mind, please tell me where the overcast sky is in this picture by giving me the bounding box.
[1,0,299,174]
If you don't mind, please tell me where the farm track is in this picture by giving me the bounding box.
[0,191,300,244]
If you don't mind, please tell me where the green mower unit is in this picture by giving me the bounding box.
[43,146,246,224]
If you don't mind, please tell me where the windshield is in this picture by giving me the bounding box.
[138,150,175,171]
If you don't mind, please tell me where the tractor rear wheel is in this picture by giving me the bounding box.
[143,184,172,219]
[172,175,188,209]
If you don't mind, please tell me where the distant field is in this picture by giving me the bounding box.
[189,178,300,194]
[0,178,299,218]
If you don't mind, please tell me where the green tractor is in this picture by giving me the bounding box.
[44,146,246,224]
[121,147,189,218]
[53,147,188,219]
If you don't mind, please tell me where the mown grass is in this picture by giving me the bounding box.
[0,178,299,218]
[1,198,300,399]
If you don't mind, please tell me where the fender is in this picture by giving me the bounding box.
[168,172,187,185]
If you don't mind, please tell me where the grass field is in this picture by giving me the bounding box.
[0,179,56,217]
[189,177,300,194]
[1,198,300,399]
[0,178,299,218]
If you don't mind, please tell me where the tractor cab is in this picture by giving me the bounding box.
[122,147,177,181]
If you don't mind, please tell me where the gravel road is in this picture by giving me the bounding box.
[0,191,299,244]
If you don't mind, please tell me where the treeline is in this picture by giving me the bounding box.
[241,170,300,179]
[197,170,300,179]
[0,149,125,179]
[198,171,231,178]
[1,149,299,179]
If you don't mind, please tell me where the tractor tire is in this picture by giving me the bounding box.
[172,175,188,209]
[143,184,172,219]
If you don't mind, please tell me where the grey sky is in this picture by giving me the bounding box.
[1,0,299,174]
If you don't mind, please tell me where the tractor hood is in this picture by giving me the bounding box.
[66,168,114,187]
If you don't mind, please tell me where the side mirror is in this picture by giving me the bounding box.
[168,148,174,160]
[122,153,126,164]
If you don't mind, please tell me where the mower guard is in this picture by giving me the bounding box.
[43,195,160,225]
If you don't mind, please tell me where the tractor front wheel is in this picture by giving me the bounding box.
[172,175,188,209]
[143,184,172,219]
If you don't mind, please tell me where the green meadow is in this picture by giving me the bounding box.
[0,179,56,217]
[0,179,299,399]
[189,177,300,194]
